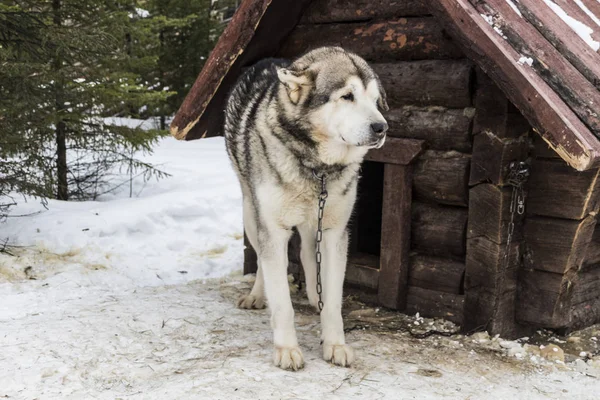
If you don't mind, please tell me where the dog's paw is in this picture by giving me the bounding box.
[273,346,304,371]
[237,294,266,309]
[323,344,355,367]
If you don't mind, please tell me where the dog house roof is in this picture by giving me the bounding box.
[170,0,600,170]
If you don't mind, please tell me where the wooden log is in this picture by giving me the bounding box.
[524,215,597,274]
[346,253,380,290]
[385,106,474,152]
[469,132,529,187]
[373,61,473,109]
[406,286,464,324]
[429,0,600,171]
[301,0,429,24]
[467,184,524,245]
[527,159,600,220]
[472,69,510,137]
[378,163,413,310]
[519,266,600,330]
[464,287,525,338]
[532,133,561,159]
[365,137,424,165]
[550,1,600,46]
[408,254,465,294]
[411,202,468,258]
[571,267,600,306]
[583,225,600,269]
[571,297,600,331]
[516,0,600,91]
[516,269,573,328]
[465,237,520,291]
[478,0,600,136]
[413,150,470,206]
[278,18,464,62]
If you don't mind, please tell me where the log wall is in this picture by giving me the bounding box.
[464,70,531,338]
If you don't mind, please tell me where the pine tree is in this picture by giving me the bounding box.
[136,0,227,128]
[0,0,171,201]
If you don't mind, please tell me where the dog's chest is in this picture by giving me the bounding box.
[257,178,354,229]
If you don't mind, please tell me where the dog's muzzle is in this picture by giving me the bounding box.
[367,122,388,148]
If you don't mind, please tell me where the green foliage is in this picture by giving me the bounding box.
[0,0,230,204]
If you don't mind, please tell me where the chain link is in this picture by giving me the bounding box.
[502,161,529,278]
[313,170,328,312]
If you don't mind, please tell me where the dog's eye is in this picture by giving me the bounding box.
[341,93,354,101]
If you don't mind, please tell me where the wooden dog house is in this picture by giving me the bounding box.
[171,0,600,337]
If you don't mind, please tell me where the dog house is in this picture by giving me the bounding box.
[171,0,600,338]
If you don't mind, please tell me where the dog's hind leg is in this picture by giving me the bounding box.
[297,223,319,311]
[238,199,266,310]
[320,228,355,367]
[258,225,304,370]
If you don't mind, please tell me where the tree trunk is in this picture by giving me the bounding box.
[56,122,68,200]
[53,0,68,200]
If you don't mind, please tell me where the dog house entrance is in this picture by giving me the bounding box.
[346,161,384,290]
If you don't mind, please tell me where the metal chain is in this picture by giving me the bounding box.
[313,170,328,312]
[475,161,530,333]
[503,161,529,265]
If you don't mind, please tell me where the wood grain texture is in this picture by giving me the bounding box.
[469,132,529,186]
[516,0,600,90]
[385,106,474,152]
[411,202,468,258]
[527,159,600,220]
[524,215,597,274]
[278,18,463,62]
[373,60,473,109]
[301,0,429,23]
[365,137,424,165]
[346,256,380,290]
[467,184,524,245]
[408,255,465,294]
[516,269,572,328]
[583,225,600,269]
[480,0,600,136]
[413,151,470,206]
[378,164,412,310]
[406,287,464,324]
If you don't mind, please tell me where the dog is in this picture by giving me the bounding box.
[224,47,388,370]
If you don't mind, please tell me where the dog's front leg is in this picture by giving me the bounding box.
[257,226,304,370]
[321,228,355,367]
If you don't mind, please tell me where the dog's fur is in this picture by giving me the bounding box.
[224,47,388,370]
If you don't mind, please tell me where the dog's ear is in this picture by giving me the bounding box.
[276,67,313,104]
[376,78,389,112]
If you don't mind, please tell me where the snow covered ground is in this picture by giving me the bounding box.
[1,137,599,399]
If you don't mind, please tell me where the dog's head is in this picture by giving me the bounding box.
[276,47,389,149]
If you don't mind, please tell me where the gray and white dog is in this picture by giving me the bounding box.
[224,47,388,370]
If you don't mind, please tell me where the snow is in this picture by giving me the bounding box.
[480,13,508,39]
[543,0,600,51]
[505,0,522,17]
[2,136,600,398]
[574,0,600,27]
[0,136,243,287]
[129,7,150,19]
[518,56,534,66]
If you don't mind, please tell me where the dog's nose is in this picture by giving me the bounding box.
[370,122,388,136]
